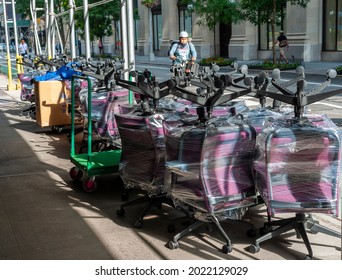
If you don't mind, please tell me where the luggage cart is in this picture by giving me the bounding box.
[69,75,121,192]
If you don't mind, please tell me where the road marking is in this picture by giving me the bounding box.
[238,96,342,109]
[315,101,342,109]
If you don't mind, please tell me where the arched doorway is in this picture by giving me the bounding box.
[219,23,231,58]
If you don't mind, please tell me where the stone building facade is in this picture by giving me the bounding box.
[128,0,341,62]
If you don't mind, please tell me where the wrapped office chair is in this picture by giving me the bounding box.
[251,120,341,259]
[164,118,257,253]
[115,113,173,228]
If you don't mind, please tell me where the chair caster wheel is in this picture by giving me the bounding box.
[304,255,312,260]
[206,224,214,233]
[168,240,179,250]
[248,244,260,254]
[133,219,143,228]
[222,245,233,254]
[122,192,129,201]
[116,208,125,217]
[167,224,176,233]
[247,228,257,238]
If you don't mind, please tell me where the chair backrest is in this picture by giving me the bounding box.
[200,125,257,213]
[79,89,108,120]
[79,89,128,138]
[165,121,257,215]
[115,113,166,193]
[243,108,284,134]
[99,89,129,138]
[162,117,196,162]
[163,126,207,212]
[119,104,136,114]
[185,106,229,117]
[179,128,207,169]
[255,126,341,216]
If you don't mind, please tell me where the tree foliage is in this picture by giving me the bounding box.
[141,0,160,8]
[15,0,69,46]
[15,0,44,19]
[15,0,69,19]
[15,0,121,43]
[181,0,241,31]
[74,0,121,41]
[239,0,311,63]
[239,0,310,25]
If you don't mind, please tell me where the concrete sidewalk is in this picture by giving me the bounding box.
[0,71,341,260]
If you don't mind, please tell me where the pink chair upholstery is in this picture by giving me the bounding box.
[115,113,173,228]
[164,120,257,253]
[255,127,340,216]
[79,88,129,145]
[251,121,341,259]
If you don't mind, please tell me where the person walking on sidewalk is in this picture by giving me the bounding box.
[18,38,28,57]
[275,31,289,64]
[98,38,103,55]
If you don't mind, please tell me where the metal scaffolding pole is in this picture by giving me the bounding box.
[11,0,22,87]
[2,0,15,90]
[126,0,135,71]
[30,0,43,55]
[69,0,76,59]
[54,17,64,54]
[83,0,91,59]
[34,0,115,60]
[120,0,129,80]
[45,0,51,57]
[49,0,55,58]
[30,0,38,55]
[54,0,114,18]
[11,0,19,55]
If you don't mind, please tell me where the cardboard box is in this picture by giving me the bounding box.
[35,80,71,127]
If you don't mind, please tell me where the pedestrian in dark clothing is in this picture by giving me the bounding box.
[78,40,82,56]
[275,31,289,63]
[98,39,103,55]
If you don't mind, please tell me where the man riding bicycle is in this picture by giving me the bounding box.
[169,31,197,69]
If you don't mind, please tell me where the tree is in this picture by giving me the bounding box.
[15,0,70,49]
[16,0,121,54]
[189,0,241,31]
[239,0,311,64]
[180,0,241,56]
[16,0,45,19]
[74,0,121,44]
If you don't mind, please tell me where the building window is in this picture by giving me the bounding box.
[152,4,162,51]
[258,2,286,50]
[178,1,193,36]
[323,0,342,51]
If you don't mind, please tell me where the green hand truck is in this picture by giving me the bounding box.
[68,75,121,192]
